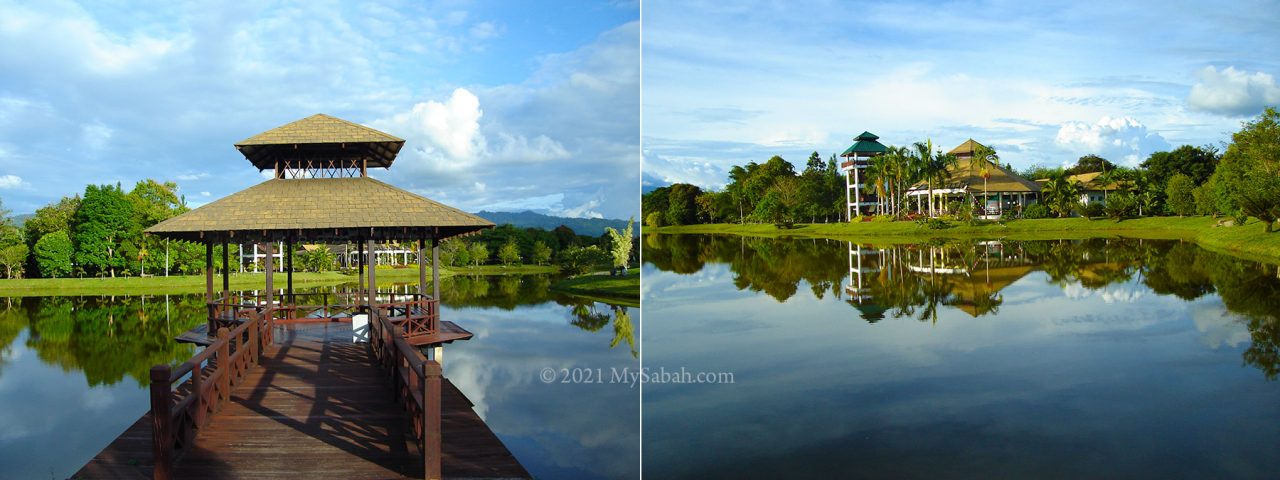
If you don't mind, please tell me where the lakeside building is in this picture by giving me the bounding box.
[904,139,1041,218]
[839,131,887,219]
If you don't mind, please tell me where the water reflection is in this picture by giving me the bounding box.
[643,234,1280,479]
[644,234,1280,379]
[0,274,638,480]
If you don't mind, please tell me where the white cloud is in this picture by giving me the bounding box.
[373,88,485,172]
[81,122,113,153]
[0,174,22,188]
[1054,116,1170,165]
[199,191,210,197]
[1188,66,1280,117]
[177,172,209,181]
[470,21,502,40]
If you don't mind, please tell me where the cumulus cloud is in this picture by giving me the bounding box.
[0,174,22,189]
[1054,116,1170,165]
[373,88,486,172]
[1188,66,1280,117]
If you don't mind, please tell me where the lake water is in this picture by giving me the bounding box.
[0,275,638,479]
[642,235,1280,479]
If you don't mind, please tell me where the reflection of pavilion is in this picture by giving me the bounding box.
[846,241,1036,320]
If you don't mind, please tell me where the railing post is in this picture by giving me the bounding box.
[217,327,230,408]
[249,311,260,366]
[190,359,204,428]
[423,361,442,480]
[150,365,173,480]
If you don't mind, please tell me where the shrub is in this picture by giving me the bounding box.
[914,217,951,230]
[645,212,664,228]
[558,245,609,276]
[1023,203,1050,219]
[1104,192,1136,220]
[1081,203,1104,218]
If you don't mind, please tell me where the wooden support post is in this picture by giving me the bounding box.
[263,243,275,330]
[217,328,230,404]
[150,365,173,480]
[358,240,365,307]
[432,237,440,302]
[367,239,377,316]
[423,361,443,480]
[204,242,213,303]
[286,238,294,305]
[418,238,427,298]
[221,238,230,297]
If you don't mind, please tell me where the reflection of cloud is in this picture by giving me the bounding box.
[441,303,638,479]
[1191,302,1250,349]
[1061,281,1143,304]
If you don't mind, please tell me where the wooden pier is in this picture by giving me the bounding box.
[75,320,528,479]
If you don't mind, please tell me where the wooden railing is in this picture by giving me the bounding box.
[381,294,439,338]
[371,307,442,480]
[150,306,273,479]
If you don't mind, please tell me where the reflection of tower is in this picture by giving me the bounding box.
[846,242,888,322]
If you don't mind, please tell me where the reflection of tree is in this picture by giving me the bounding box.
[569,302,610,332]
[610,306,637,359]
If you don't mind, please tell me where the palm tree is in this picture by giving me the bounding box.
[914,140,938,216]
[1041,172,1083,218]
[914,139,959,217]
[971,144,999,214]
[863,154,891,215]
[883,146,914,218]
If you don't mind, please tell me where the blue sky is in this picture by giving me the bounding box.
[0,0,639,219]
[642,0,1280,190]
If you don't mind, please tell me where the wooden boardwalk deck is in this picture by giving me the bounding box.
[75,335,528,479]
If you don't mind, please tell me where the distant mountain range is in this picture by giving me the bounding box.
[474,211,633,236]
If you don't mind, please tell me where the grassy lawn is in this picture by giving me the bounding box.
[0,263,559,297]
[551,268,640,307]
[650,216,1280,264]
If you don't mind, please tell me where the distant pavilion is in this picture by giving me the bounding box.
[905,139,1041,218]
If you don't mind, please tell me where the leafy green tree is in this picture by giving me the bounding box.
[1210,107,1280,232]
[299,245,336,272]
[1065,154,1117,176]
[0,244,25,278]
[1142,145,1220,192]
[72,184,136,277]
[497,239,521,266]
[438,238,465,266]
[1104,192,1137,220]
[468,242,489,266]
[531,240,552,265]
[604,218,634,269]
[645,211,664,228]
[914,139,959,217]
[34,231,73,277]
[22,195,79,277]
[1040,172,1083,218]
[558,245,609,276]
[665,183,703,225]
[1165,173,1197,216]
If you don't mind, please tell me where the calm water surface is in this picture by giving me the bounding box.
[643,235,1280,479]
[0,274,638,479]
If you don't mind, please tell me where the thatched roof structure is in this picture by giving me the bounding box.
[146,114,492,243]
[235,114,405,171]
[908,157,1041,195]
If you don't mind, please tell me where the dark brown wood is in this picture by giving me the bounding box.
[418,238,427,297]
[286,237,294,304]
[405,321,473,347]
[204,242,213,304]
[431,237,440,301]
[150,365,173,480]
[78,326,528,479]
[221,238,230,296]
[423,361,442,480]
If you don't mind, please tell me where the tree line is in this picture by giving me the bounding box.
[643,108,1280,231]
[0,180,638,279]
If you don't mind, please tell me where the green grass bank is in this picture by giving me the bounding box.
[0,264,558,297]
[551,268,640,307]
[649,216,1280,265]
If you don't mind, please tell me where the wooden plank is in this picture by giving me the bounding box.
[76,336,528,479]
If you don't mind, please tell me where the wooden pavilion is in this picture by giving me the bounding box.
[905,139,1041,218]
[90,114,523,479]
